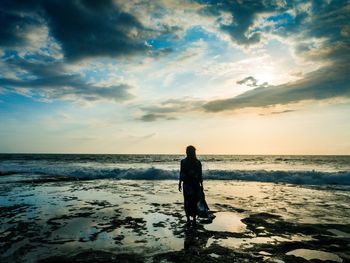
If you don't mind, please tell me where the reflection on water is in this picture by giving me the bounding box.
[206,235,314,249]
[184,228,208,253]
[1,180,349,262]
[204,212,246,233]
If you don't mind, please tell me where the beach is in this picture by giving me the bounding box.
[1,154,350,262]
[1,178,349,262]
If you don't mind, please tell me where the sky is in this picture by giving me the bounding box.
[0,0,349,154]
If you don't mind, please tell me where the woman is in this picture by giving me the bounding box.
[178,145,203,226]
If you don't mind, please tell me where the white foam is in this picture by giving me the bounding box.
[1,155,350,186]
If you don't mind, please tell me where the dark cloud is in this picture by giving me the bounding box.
[298,1,349,41]
[237,76,269,88]
[137,98,204,122]
[138,113,177,122]
[0,0,153,102]
[0,0,150,103]
[203,62,350,112]
[42,0,150,60]
[272,1,350,64]
[259,110,296,116]
[0,58,134,103]
[237,76,258,87]
[0,0,151,60]
[198,0,289,45]
[197,0,350,50]
[270,110,295,115]
[0,2,41,47]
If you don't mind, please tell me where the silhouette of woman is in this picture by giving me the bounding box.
[178,145,203,226]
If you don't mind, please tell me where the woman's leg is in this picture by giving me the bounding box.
[186,215,191,225]
[184,186,191,224]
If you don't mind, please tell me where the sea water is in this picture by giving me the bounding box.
[0,154,349,186]
[1,154,350,262]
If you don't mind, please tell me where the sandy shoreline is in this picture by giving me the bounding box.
[1,179,349,262]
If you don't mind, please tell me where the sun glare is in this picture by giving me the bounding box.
[255,72,274,85]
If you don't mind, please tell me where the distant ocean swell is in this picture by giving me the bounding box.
[1,167,350,186]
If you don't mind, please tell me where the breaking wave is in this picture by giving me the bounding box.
[1,166,349,186]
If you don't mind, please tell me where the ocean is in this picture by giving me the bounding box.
[1,154,349,186]
[1,154,350,262]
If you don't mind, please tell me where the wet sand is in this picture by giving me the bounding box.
[1,179,349,262]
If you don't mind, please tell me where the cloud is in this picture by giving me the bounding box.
[236,76,270,88]
[0,58,134,103]
[194,1,350,113]
[259,109,296,116]
[0,0,153,61]
[138,113,177,122]
[196,0,350,56]
[270,109,295,114]
[1,0,349,113]
[137,98,204,121]
[203,62,350,112]
[0,1,42,48]
[237,76,258,87]
[139,57,349,117]
[198,0,289,46]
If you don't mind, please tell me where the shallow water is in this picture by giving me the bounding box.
[286,249,343,262]
[206,234,314,250]
[204,212,246,232]
[1,180,349,262]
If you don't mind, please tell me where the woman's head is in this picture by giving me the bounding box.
[186,145,196,159]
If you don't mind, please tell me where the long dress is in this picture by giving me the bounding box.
[180,157,202,217]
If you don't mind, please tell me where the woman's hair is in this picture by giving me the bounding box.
[186,145,197,159]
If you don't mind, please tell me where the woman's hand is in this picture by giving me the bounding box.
[178,182,182,192]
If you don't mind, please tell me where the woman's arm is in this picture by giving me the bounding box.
[179,160,184,192]
[199,161,203,188]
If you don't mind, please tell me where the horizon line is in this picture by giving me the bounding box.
[0,152,349,156]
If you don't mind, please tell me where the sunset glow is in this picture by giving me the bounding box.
[0,0,349,154]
